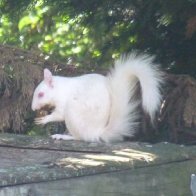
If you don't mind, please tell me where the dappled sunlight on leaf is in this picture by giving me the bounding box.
[1,0,195,72]
[18,16,39,31]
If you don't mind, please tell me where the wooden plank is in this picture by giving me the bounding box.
[0,160,194,196]
[0,133,196,195]
[0,133,140,153]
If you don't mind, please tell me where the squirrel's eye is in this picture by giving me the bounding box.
[38,92,44,98]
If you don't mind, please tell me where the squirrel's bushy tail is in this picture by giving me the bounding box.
[101,53,163,142]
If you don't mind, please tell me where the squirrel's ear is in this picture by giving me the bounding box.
[44,69,53,88]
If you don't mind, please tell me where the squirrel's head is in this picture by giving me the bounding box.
[31,69,55,111]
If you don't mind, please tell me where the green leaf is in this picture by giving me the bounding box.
[18,15,39,31]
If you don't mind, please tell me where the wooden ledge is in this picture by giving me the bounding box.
[0,133,195,195]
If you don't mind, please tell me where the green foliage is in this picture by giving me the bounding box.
[0,0,195,74]
[0,0,97,66]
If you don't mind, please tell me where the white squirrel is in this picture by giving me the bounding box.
[31,53,163,142]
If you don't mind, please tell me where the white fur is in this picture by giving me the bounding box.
[31,53,163,142]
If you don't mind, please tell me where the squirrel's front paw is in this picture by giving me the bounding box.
[34,117,48,125]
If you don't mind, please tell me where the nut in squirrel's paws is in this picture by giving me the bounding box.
[34,104,55,125]
[36,104,55,117]
[36,110,49,118]
[34,117,47,125]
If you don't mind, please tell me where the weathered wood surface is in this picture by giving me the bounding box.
[0,133,196,196]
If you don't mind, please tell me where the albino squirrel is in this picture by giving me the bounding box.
[31,53,163,142]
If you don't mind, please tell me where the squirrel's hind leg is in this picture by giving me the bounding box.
[51,134,74,140]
